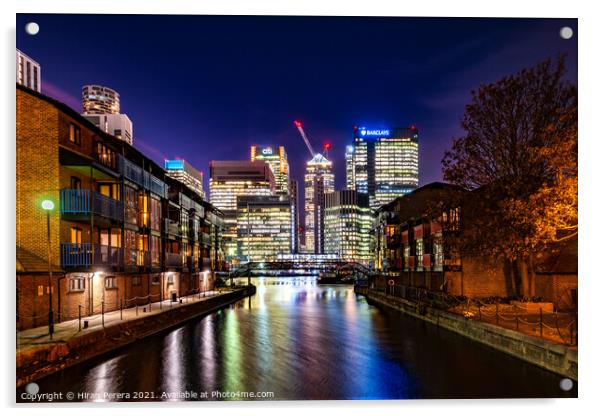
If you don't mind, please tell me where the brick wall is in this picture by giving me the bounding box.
[16,89,61,267]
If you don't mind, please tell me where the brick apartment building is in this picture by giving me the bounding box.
[374,182,577,309]
[16,84,226,330]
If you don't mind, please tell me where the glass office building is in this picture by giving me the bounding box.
[324,190,373,265]
[237,195,292,262]
[304,153,334,254]
[250,145,290,196]
[346,126,419,208]
[164,159,205,200]
[209,161,275,262]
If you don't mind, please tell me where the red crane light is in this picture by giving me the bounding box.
[324,142,332,150]
[294,120,302,127]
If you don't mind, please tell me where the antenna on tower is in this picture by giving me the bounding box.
[323,142,331,158]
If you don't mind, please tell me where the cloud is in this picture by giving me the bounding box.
[42,81,81,111]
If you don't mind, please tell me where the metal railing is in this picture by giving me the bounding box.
[60,243,122,268]
[60,189,123,222]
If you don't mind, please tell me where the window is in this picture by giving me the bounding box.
[37,285,44,297]
[166,274,174,285]
[416,238,424,270]
[105,276,117,289]
[69,123,81,145]
[70,176,82,190]
[151,274,160,285]
[33,67,38,91]
[69,277,86,292]
[124,186,138,225]
[71,227,82,244]
[132,276,141,286]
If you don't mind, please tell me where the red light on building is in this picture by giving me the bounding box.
[323,142,331,150]
[410,124,417,130]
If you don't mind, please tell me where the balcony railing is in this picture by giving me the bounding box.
[60,189,123,222]
[60,243,122,268]
[165,219,180,236]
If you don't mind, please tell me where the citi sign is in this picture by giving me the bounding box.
[262,147,274,155]
[359,129,390,137]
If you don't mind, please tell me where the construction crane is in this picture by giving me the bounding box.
[294,120,316,157]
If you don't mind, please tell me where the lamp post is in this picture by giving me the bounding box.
[41,199,55,339]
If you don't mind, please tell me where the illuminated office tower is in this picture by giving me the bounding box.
[347,126,419,208]
[81,84,133,145]
[250,145,290,195]
[304,153,334,254]
[209,160,275,262]
[324,190,373,265]
[16,49,41,92]
[165,159,205,200]
[289,179,300,253]
[237,195,292,262]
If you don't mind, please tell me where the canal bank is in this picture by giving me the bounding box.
[355,286,577,381]
[17,286,256,387]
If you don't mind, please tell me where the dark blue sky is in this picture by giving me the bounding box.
[16,14,577,193]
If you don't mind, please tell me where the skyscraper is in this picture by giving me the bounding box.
[346,126,419,208]
[81,84,134,145]
[324,190,373,265]
[209,160,275,262]
[16,49,41,93]
[164,159,205,200]
[289,179,300,254]
[304,153,334,254]
[237,195,292,262]
[250,145,290,195]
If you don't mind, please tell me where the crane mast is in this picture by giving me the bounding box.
[294,120,316,157]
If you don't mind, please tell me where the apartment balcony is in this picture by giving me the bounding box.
[165,252,182,268]
[60,243,122,269]
[60,189,123,223]
[200,232,212,245]
[164,219,180,238]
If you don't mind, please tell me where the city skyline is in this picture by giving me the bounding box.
[15,14,577,194]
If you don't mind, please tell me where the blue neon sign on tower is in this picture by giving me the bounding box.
[359,128,390,137]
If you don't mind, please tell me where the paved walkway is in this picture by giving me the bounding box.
[17,289,230,352]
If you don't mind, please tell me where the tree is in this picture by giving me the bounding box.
[442,56,577,297]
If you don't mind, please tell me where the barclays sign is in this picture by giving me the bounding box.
[359,128,390,137]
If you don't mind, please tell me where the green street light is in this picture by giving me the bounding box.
[41,199,55,339]
[41,200,55,211]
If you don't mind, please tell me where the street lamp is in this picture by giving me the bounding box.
[41,199,55,339]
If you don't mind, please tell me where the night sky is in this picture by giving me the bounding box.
[16,14,577,195]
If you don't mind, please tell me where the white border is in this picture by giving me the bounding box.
[3,1,600,415]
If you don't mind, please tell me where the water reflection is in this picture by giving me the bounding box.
[28,277,576,400]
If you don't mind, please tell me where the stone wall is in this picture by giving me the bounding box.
[17,286,255,387]
[356,287,577,380]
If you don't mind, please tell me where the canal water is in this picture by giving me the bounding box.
[23,277,576,401]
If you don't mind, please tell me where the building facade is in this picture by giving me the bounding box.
[346,126,419,209]
[304,153,334,254]
[16,49,41,93]
[250,145,290,195]
[373,182,577,308]
[209,160,275,263]
[324,190,373,265]
[81,85,133,145]
[16,84,225,330]
[164,159,205,200]
[82,85,120,114]
[236,195,292,262]
[289,179,300,254]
